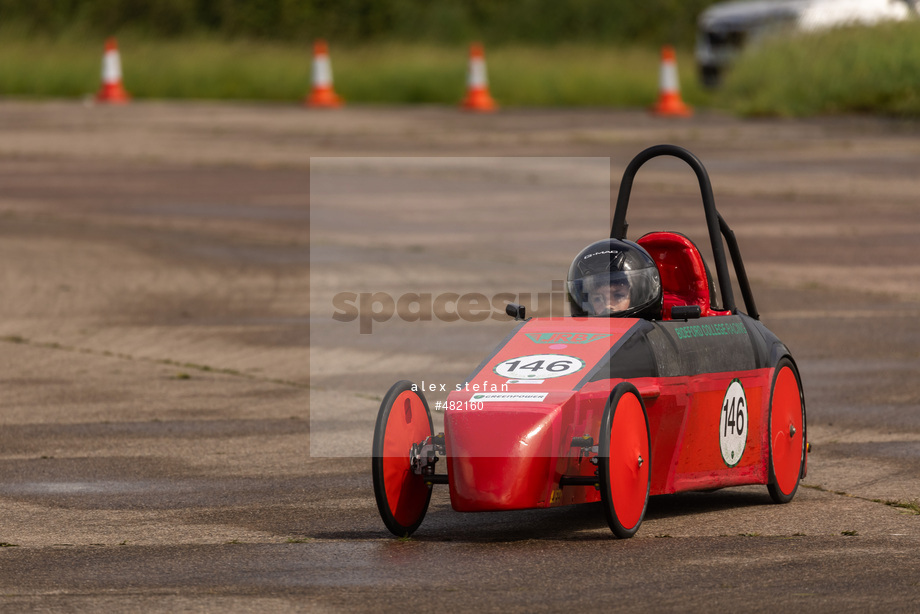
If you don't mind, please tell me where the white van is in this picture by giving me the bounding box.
[696,0,918,87]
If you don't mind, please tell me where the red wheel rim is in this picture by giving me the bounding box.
[380,390,432,528]
[771,366,804,496]
[607,392,650,531]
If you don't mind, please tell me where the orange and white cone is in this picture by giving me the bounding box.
[651,46,692,117]
[306,39,343,108]
[96,37,131,104]
[461,42,497,112]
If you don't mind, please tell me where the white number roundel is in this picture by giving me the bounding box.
[719,380,748,467]
[493,354,585,379]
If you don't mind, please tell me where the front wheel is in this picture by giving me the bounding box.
[372,381,434,536]
[767,358,806,504]
[598,383,651,538]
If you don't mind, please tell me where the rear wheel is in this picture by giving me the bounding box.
[767,359,806,504]
[372,381,434,536]
[699,64,723,89]
[598,383,651,538]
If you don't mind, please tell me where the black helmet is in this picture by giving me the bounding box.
[566,239,662,319]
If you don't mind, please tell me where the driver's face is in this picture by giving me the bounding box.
[589,282,630,315]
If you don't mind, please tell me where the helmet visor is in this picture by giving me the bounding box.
[568,269,659,317]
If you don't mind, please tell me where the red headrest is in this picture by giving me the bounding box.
[637,232,727,319]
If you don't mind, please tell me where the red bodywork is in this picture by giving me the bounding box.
[444,316,774,512]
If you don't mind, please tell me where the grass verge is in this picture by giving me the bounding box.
[0,31,707,107]
[721,21,920,117]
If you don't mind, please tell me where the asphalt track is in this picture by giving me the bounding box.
[1,101,919,612]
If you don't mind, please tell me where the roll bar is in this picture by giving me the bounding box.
[610,144,759,319]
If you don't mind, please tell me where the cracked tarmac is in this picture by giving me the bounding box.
[0,101,918,611]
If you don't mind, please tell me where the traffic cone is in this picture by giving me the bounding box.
[306,39,343,108]
[651,46,692,117]
[96,37,130,104]
[461,42,497,112]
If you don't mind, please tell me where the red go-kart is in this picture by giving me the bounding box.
[372,144,808,538]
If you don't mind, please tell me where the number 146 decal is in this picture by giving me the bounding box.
[493,354,585,380]
[719,379,747,467]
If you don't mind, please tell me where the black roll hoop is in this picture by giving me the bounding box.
[610,144,758,320]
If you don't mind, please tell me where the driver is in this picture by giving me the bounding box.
[566,238,662,319]
[584,274,631,316]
